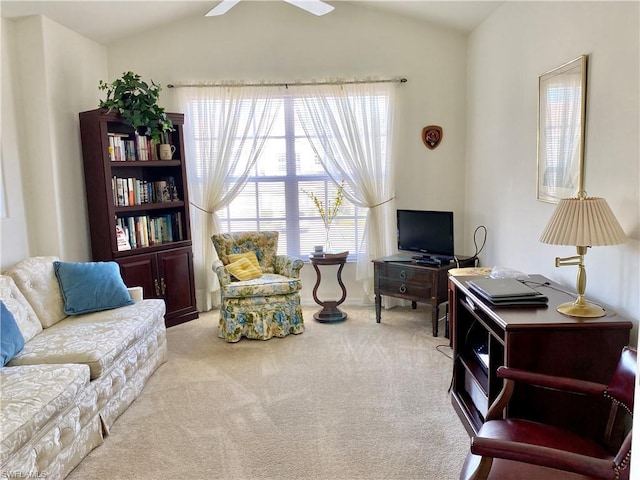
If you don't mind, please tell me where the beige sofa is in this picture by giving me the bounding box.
[0,257,167,480]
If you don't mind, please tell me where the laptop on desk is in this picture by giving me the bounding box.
[467,278,548,306]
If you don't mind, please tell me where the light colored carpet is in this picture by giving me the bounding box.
[67,306,470,480]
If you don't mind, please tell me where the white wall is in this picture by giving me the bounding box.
[1,15,107,270]
[104,1,469,306]
[467,5,639,476]
[1,19,30,266]
[466,1,639,329]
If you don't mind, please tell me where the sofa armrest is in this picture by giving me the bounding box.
[127,286,144,302]
[213,260,231,286]
[274,255,304,278]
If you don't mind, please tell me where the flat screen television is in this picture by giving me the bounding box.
[396,209,454,259]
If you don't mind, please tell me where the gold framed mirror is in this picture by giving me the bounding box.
[537,55,588,203]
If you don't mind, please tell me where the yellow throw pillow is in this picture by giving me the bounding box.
[226,258,262,281]
[228,251,261,271]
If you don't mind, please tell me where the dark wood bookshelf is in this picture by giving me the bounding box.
[79,108,198,327]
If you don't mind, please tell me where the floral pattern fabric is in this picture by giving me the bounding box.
[7,299,166,379]
[4,256,67,328]
[212,231,280,273]
[0,257,168,478]
[0,276,43,343]
[219,294,305,342]
[218,273,301,298]
[0,364,91,465]
[211,231,305,342]
[0,363,105,479]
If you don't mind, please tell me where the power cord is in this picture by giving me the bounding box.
[454,225,487,267]
[436,344,453,360]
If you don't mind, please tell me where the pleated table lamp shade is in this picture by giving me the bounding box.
[540,196,627,247]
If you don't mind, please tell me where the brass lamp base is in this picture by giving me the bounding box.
[557,301,606,318]
[553,246,606,318]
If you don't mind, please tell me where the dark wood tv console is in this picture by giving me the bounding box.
[449,274,632,438]
[372,257,474,336]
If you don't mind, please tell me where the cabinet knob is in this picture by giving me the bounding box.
[399,270,407,280]
[399,284,407,294]
[161,278,167,296]
[154,279,161,296]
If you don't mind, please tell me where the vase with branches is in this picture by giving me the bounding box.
[303,180,346,252]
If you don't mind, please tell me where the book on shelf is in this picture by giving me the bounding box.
[117,213,185,249]
[109,132,166,162]
[115,225,131,251]
[111,176,179,207]
[127,178,135,206]
[107,132,129,162]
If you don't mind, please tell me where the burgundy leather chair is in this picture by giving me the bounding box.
[460,346,636,480]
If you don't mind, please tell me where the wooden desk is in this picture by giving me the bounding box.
[310,253,348,323]
[448,274,632,437]
[373,258,474,336]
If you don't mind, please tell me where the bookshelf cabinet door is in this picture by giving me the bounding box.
[157,247,197,325]
[117,254,159,298]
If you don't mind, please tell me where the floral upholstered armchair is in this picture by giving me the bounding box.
[211,231,304,342]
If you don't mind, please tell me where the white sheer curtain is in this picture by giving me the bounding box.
[295,82,399,297]
[177,85,282,311]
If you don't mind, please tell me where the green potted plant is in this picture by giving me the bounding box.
[98,71,174,142]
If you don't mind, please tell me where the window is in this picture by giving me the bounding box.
[212,94,366,258]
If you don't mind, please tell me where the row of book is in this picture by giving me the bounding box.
[108,132,172,162]
[116,213,184,250]
[112,176,179,207]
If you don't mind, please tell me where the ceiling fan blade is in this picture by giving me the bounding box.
[283,0,335,16]
[205,0,241,17]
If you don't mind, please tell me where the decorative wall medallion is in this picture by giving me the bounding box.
[422,125,443,150]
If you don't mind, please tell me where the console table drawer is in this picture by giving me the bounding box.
[377,263,436,284]
[378,280,432,299]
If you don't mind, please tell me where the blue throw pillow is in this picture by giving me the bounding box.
[53,261,134,315]
[1,301,25,366]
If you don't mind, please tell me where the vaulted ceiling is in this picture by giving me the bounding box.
[1,1,504,45]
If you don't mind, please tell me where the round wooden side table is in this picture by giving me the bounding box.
[309,252,348,323]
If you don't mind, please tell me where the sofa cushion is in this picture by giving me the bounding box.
[0,276,43,343]
[4,256,67,328]
[53,261,134,315]
[0,363,90,465]
[7,299,166,379]
[226,257,263,281]
[1,302,24,366]
[222,273,301,298]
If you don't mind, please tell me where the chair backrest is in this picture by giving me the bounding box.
[212,231,279,273]
[604,346,635,477]
[606,346,637,413]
